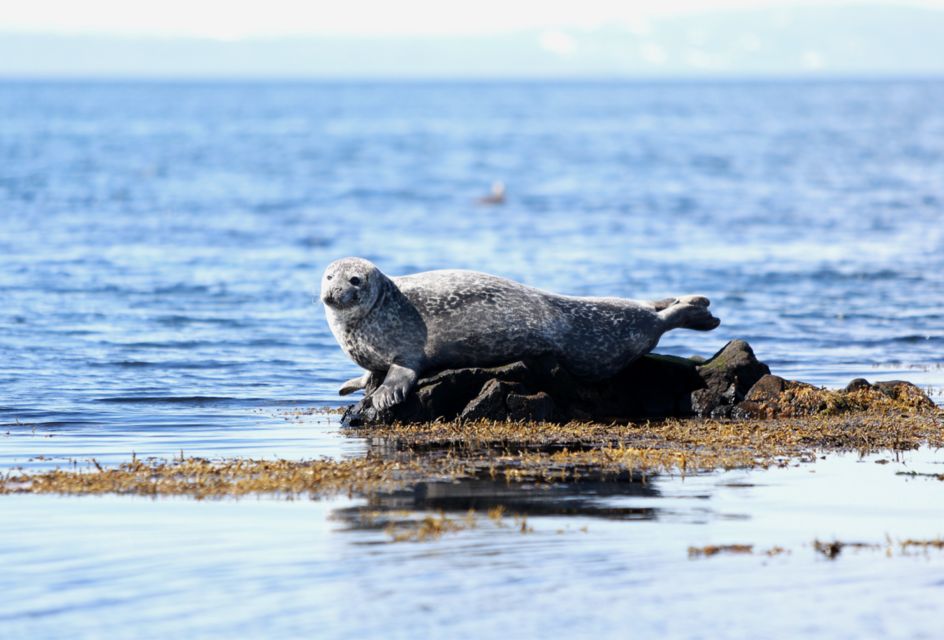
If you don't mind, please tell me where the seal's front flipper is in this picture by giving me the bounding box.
[339,373,370,396]
[368,364,419,411]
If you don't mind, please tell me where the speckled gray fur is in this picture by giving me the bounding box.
[320,257,720,411]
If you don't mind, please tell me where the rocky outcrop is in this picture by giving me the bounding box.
[735,374,936,418]
[341,340,936,426]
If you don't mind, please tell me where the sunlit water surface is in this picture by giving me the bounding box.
[1,80,943,637]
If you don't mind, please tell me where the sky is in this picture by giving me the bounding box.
[3,1,944,77]
[5,0,944,39]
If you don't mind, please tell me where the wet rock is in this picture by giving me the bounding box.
[843,378,932,407]
[507,391,557,422]
[870,380,937,411]
[691,340,771,417]
[844,378,872,392]
[459,380,518,421]
[578,353,703,420]
[872,380,926,399]
[734,375,937,418]
[343,340,758,425]
[745,374,788,400]
[734,374,789,418]
[340,340,936,426]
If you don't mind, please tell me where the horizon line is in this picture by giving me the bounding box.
[3,73,944,83]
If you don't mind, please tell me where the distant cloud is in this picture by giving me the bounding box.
[684,48,726,69]
[738,33,763,51]
[802,50,825,69]
[539,30,576,56]
[640,43,668,64]
[623,16,652,36]
[4,0,850,38]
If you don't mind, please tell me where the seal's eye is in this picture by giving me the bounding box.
[326,275,333,280]
[349,276,361,286]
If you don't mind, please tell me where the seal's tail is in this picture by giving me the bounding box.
[657,295,721,331]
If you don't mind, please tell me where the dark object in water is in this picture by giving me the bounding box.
[477,181,506,205]
[341,339,936,426]
[813,539,880,560]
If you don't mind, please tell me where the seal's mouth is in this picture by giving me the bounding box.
[321,288,358,309]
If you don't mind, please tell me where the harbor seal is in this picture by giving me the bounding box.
[320,257,720,411]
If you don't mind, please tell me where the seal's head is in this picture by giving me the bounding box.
[320,257,385,321]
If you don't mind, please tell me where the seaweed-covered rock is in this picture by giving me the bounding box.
[339,340,937,426]
[736,376,937,418]
[734,374,790,418]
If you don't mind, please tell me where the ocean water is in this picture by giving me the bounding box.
[1,80,943,638]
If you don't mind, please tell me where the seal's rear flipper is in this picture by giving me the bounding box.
[651,297,677,311]
[658,296,720,331]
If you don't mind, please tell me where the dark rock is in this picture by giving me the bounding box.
[844,378,872,392]
[870,380,937,411]
[872,380,920,398]
[747,374,788,399]
[341,340,769,426]
[690,340,771,417]
[709,405,735,419]
[842,378,927,401]
[339,339,935,426]
[691,388,722,417]
[580,353,704,420]
[735,374,789,418]
[459,380,516,421]
[507,391,557,422]
[836,377,933,412]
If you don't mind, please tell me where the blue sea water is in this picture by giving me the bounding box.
[1,80,943,638]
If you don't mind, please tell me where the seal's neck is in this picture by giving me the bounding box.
[362,278,390,319]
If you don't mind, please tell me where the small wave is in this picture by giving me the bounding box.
[154,315,248,328]
[152,283,213,295]
[296,235,334,248]
[893,335,940,344]
[121,340,213,349]
[1,419,99,428]
[89,360,245,369]
[96,360,154,368]
[246,338,293,347]
[94,395,237,404]
[253,198,308,214]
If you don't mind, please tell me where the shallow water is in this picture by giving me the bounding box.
[1,79,943,637]
[3,450,944,639]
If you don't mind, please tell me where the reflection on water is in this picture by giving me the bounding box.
[336,475,663,526]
